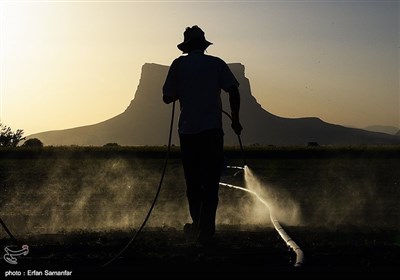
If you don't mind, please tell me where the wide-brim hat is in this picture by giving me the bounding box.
[177,25,213,53]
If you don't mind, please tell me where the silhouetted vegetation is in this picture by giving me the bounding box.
[0,145,400,160]
[307,142,319,147]
[103,142,120,147]
[0,123,25,147]
[22,138,44,148]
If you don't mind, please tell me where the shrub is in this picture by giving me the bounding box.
[103,143,120,147]
[22,138,44,148]
[0,123,25,147]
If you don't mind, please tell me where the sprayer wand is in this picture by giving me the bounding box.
[222,110,247,167]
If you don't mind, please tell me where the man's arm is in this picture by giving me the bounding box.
[162,58,180,104]
[227,85,243,135]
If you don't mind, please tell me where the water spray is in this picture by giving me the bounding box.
[226,166,245,170]
[226,166,245,177]
[220,111,304,267]
[219,178,304,267]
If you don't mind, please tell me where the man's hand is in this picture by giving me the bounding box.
[231,120,243,135]
[163,95,178,104]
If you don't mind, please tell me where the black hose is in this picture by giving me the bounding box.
[0,217,18,244]
[103,101,176,267]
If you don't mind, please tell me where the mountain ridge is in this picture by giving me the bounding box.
[362,125,399,135]
[28,62,400,146]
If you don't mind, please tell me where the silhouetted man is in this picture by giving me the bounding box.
[163,25,242,246]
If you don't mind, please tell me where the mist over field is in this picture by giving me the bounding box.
[1,156,185,234]
[1,147,398,236]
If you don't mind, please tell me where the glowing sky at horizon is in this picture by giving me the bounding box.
[0,0,399,136]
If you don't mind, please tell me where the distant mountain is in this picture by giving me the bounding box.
[363,125,399,135]
[28,63,400,146]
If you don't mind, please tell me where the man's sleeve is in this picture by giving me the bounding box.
[219,60,240,92]
[163,58,180,99]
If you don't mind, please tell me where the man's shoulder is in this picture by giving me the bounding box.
[203,54,226,64]
[180,53,228,68]
[172,56,184,65]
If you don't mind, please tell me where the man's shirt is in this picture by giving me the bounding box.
[163,51,239,134]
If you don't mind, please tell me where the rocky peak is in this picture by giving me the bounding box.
[28,62,400,146]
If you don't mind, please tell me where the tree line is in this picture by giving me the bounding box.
[0,123,43,147]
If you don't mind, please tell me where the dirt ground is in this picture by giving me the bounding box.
[1,147,399,279]
[2,225,399,279]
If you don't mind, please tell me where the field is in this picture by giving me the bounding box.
[1,146,399,279]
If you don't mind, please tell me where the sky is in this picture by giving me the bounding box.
[0,0,399,136]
